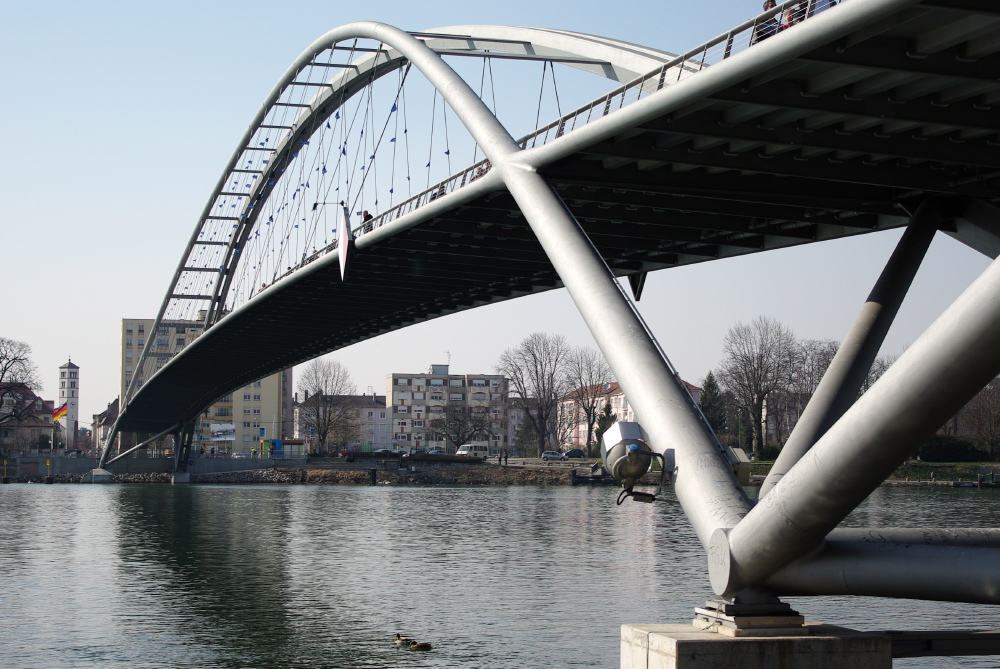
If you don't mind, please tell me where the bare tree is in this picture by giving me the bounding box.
[495,332,571,456]
[427,403,494,451]
[296,358,358,453]
[717,316,797,453]
[0,338,42,426]
[962,380,1000,461]
[562,346,614,457]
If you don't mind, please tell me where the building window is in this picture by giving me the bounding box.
[243,394,251,401]
[397,406,408,413]
[430,394,443,401]
[253,421,261,428]
[126,323,133,333]
[243,435,251,442]
[126,337,132,347]
[69,381,76,389]
[156,338,168,348]
[397,421,408,428]
[253,381,262,387]
[490,379,501,387]
[176,338,185,347]
[253,408,261,415]
[492,434,501,442]
[412,392,425,400]
[138,323,145,333]
[220,394,232,402]
[430,379,444,386]
[253,394,261,401]
[367,411,374,418]
[243,422,251,428]
[394,433,409,441]
[379,411,386,419]
[450,379,462,387]
[176,326,186,334]
[244,408,251,414]
[397,378,409,386]
[412,420,424,427]
[138,338,144,347]
[60,381,65,389]
[60,371,66,379]
[472,379,486,387]
[215,408,232,417]
[450,393,463,401]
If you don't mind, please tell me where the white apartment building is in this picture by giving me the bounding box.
[120,317,292,454]
[293,393,391,452]
[559,380,701,451]
[386,364,509,454]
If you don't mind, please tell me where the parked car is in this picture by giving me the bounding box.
[541,451,568,461]
[374,449,393,454]
[563,449,585,459]
[428,449,447,455]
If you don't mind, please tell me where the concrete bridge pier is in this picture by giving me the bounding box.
[621,624,891,669]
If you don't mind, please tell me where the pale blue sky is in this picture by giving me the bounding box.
[1,0,990,425]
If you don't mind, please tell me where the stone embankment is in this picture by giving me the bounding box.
[2,465,576,485]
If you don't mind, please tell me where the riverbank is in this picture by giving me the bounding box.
[0,464,584,486]
[5,461,999,487]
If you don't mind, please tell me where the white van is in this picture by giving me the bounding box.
[455,444,490,461]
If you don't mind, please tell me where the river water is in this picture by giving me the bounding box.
[1,483,998,668]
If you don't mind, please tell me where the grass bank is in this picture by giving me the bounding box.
[751,460,998,482]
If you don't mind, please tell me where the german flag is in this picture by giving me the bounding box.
[52,403,68,421]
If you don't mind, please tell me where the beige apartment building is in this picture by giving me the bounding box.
[386,364,508,454]
[120,318,292,454]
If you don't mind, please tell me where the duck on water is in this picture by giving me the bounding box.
[395,633,432,650]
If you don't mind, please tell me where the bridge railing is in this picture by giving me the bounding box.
[267,0,840,284]
[520,0,841,150]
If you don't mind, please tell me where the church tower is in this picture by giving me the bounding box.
[58,359,80,450]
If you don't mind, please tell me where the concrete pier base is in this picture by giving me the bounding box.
[82,468,113,483]
[172,472,190,484]
[622,623,891,669]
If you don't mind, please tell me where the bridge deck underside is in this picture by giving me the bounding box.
[119,0,1000,434]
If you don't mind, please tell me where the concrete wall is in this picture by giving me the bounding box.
[4,456,307,477]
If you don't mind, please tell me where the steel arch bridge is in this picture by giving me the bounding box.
[104,0,1000,619]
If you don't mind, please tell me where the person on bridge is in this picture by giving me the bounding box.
[362,210,373,223]
[752,0,779,44]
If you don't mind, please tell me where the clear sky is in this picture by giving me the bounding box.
[1,0,991,428]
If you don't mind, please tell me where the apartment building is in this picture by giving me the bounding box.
[386,364,509,454]
[120,317,292,454]
[559,380,701,451]
[293,393,391,453]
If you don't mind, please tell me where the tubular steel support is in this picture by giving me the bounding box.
[502,162,752,548]
[174,422,195,473]
[763,528,1000,604]
[102,424,179,467]
[758,198,941,500]
[711,242,1000,598]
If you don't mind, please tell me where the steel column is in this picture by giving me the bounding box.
[502,163,752,548]
[763,528,1000,604]
[711,237,1000,596]
[758,199,940,500]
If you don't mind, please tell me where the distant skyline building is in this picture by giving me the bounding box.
[57,359,79,449]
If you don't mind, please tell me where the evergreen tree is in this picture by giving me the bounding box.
[594,402,617,448]
[699,371,727,434]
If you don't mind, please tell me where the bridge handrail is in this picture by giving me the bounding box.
[518,0,842,150]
